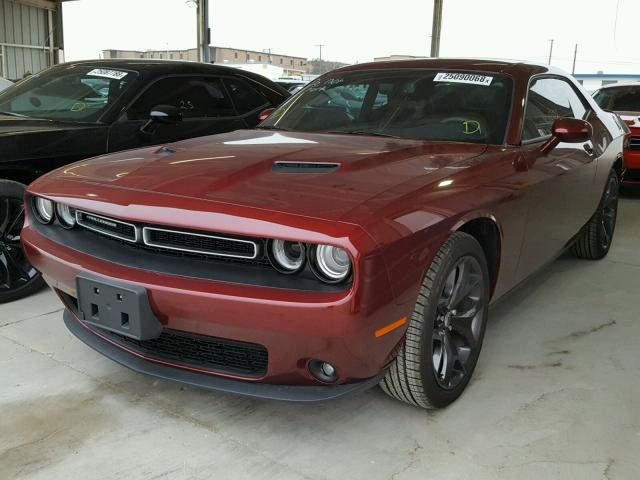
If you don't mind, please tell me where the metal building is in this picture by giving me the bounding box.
[0,0,64,81]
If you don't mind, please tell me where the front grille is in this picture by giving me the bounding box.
[76,210,137,242]
[58,289,269,377]
[75,210,266,265]
[104,328,269,377]
[628,136,640,151]
[143,227,257,259]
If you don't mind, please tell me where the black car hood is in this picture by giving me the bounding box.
[0,115,108,170]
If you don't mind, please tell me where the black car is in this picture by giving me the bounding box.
[0,59,289,303]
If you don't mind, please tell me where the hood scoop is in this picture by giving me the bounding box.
[272,161,340,174]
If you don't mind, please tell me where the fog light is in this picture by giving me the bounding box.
[308,359,338,383]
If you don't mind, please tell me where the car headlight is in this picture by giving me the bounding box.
[56,203,76,228]
[268,239,306,273]
[33,197,54,224]
[312,245,351,282]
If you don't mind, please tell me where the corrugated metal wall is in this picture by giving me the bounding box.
[0,0,59,81]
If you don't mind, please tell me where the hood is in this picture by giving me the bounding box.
[50,129,487,223]
[0,115,106,164]
[0,114,93,135]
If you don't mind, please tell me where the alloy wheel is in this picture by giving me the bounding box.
[0,197,38,292]
[432,255,485,390]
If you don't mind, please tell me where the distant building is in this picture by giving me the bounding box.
[573,73,640,91]
[103,47,308,76]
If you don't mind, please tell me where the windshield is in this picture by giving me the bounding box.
[0,66,138,122]
[593,86,640,112]
[261,70,513,144]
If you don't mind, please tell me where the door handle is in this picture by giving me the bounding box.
[583,143,595,156]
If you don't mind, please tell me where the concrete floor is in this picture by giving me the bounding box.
[2,197,640,480]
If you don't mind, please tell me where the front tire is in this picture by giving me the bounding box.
[571,170,619,260]
[0,180,45,304]
[380,232,490,409]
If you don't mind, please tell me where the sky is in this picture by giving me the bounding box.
[62,0,640,74]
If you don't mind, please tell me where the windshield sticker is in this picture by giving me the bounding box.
[87,68,128,80]
[463,120,481,134]
[434,72,493,86]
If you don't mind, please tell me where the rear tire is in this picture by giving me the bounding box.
[571,170,619,260]
[0,180,45,304]
[380,232,490,409]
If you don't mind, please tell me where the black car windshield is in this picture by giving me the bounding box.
[260,70,513,144]
[593,86,640,112]
[0,66,138,122]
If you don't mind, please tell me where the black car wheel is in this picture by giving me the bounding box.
[0,180,45,304]
[380,232,490,409]
[571,169,619,260]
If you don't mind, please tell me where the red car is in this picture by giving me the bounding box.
[22,59,624,409]
[593,83,640,184]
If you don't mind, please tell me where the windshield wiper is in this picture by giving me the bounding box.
[0,111,28,118]
[326,130,401,138]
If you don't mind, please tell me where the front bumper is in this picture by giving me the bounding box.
[64,309,383,402]
[22,220,407,395]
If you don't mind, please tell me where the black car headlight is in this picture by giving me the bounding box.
[311,244,352,283]
[33,197,55,224]
[268,239,306,273]
[56,203,77,229]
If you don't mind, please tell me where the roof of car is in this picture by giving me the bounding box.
[333,58,560,78]
[51,58,280,82]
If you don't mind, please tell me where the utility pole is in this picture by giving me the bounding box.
[264,48,273,64]
[548,38,554,65]
[572,43,578,74]
[315,44,325,61]
[196,0,210,63]
[430,0,444,58]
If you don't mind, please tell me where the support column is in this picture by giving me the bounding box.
[430,0,444,58]
[197,0,210,63]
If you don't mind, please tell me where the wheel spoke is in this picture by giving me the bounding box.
[0,248,32,289]
[6,205,24,237]
[0,197,10,237]
[440,334,456,385]
[449,267,481,310]
[450,310,478,349]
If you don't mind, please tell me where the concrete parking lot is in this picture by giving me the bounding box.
[1,195,639,480]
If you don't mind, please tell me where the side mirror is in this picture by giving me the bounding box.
[140,105,182,134]
[258,107,276,123]
[541,118,592,154]
[150,104,182,125]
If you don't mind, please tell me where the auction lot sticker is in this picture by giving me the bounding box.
[434,72,493,86]
[87,68,128,80]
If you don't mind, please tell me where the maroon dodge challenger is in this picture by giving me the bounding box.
[21,59,624,409]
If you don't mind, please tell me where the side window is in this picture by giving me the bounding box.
[224,78,269,114]
[126,76,235,120]
[522,78,588,142]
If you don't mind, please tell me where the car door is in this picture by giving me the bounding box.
[515,76,599,280]
[107,75,247,152]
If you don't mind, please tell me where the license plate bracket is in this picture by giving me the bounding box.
[76,273,162,341]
